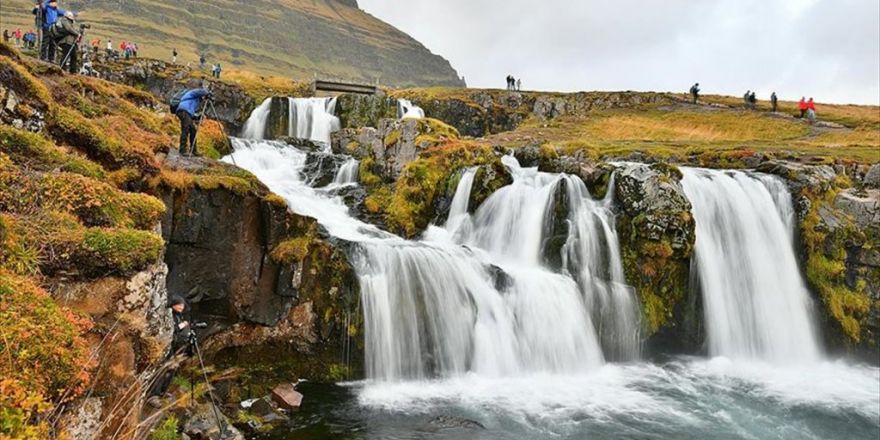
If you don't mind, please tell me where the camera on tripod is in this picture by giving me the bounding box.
[187,322,208,344]
[79,23,91,30]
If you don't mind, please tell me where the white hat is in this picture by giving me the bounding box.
[64,11,75,19]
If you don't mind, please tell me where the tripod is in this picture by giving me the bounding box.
[188,330,228,437]
[194,97,237,166]
[59,29,85,73]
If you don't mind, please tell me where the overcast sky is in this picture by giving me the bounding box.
[358,0,880,105]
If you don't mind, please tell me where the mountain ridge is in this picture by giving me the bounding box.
[1,0,465,87]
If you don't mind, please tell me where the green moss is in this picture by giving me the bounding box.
[150,416,179,440]
[193,175,258,196]
[0,55,52,107]
[271,237,314,264]
[0,125,105,179]
[82,228,164,275]
[358,156,383,187]
[263,193,288,208]
[384,129,402,147]
[799,187,873,344]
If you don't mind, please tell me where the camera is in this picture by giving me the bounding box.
[79,23,91,29]
[193,322,208,329]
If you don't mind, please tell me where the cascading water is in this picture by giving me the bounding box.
[397,98,425,119]
[681,167,821,363]
[240,97,272,139]
[239,97,340,146]
[288,97,340,146]
[223,105,880,440]
[332,158,359,185]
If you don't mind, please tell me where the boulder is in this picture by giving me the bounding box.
[834,189,880,231]
[183,403,244,440]
[428,415,486,430]
[614,163,697,349]
[271,383,304,410]
[864,164,880,189]
[58,397,103,440]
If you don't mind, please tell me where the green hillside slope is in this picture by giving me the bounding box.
[1,0,465,87]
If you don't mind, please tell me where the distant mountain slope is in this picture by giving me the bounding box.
[1,0,464,87]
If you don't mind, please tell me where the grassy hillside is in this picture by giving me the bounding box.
[1,0,464,87]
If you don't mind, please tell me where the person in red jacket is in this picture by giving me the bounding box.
[807,98,816,111]
[798,97,808,118]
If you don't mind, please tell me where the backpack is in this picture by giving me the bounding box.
[169,89,187,113]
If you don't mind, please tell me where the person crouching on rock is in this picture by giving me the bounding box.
[147,295,193,406]
[176,83,212,156]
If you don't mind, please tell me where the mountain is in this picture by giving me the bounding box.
[1,0,465,87]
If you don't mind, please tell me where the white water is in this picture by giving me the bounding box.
[397,98,425,119]
[239,97,272,139]
[681,168,821,363]
[239,97,340,146]
[228,108,879,439]
[288,97,340,146]
[333,158,359,186]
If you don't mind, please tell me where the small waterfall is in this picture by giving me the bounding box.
[333,158,360,185]
[397,98,425,119]
[238,97,339,146]
[681,168,821,363]
[288,97,341,146]
[443,167,477,233]
[240,97,272,139]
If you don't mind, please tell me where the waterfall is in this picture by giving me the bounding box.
[333,158,360,185]
[226,126,642,380]
[238,97,339,146]
[397,98,425,119]
[288,97,340,146]
[681,167,821,363]
[240,97,272,139]
[443,167,477,233]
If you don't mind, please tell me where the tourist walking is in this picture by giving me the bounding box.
[199,54,206,70]
[2,30,10,44]
[806,98,816,123]
[798,97,807,118]
[516,78,521,91]
[690,83,700,104]
[770,92,778,112]
[172,48,177,64]
[749,91,757,109]
[14,29,22,47]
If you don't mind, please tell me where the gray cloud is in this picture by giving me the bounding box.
[359,0,879,104]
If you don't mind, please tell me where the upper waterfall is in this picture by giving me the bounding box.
[238,97,340,146]
[397,99,425,119]
[681,167,821,363]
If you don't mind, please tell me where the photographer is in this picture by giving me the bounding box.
[53,11,81,73]
[147,295,204,404]
[175,81,213,156]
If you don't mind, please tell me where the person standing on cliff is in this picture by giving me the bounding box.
[35,0,66,62]
[172,47,177,64]
[770,92,778,112]
[53,11,80,73]
[175,82,212,156]
[199,54,206,70]
[516,78,521,91]
[690,83,700,104]
[2,30,9,44]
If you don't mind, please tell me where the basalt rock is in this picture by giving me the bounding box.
[538,153,614,199]
[469,161,514,214]
[335,94,398,129]
[614,163,697,352]
[91,59,256,131]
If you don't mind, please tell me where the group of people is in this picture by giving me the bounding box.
[690,83,818,122]
[2,28,38,49]
[211,62,222,78]
[505,74,522,91]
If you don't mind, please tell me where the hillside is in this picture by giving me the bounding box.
[1,0,465,87]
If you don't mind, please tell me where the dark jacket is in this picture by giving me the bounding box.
[54,16,78,46]
[171,308,191,352]
[177,88,210,117]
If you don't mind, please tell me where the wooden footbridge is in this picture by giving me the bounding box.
[312,79,379,95]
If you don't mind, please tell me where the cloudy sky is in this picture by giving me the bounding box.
[358,0,880,105]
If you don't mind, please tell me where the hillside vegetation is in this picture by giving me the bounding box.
[2,0,464,87]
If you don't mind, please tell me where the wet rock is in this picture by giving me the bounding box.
[428,415,485,430]
[302,152,349,187]
[277,136,326,153]
[756,160,837,193]
[614,163,697,348]
[469,161,513,213]
[183,403,244,440]
[513,145,541,167]
[538,153,614,198]
[270,383,304,410]
[248,398,275,418]
[541,178,570,270]
[118,263,173,353]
